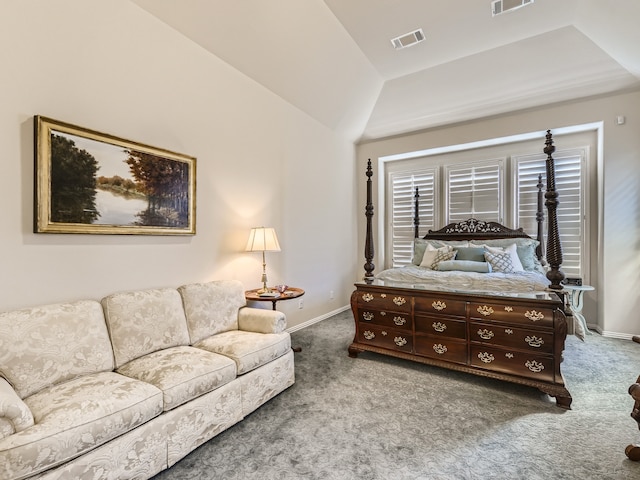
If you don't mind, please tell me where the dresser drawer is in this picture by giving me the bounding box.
[414,336,467,364]
[415,315,466,339]
[470,322,554,354]
[357,309,412,331]
[356,290,412,313]
[414,296,466,317]
[470,345,554,383]
[468,302,555,328]
[358,324,413,353]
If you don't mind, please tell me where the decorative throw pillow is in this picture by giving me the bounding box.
[480,243,524,272]
[471,238,540,271]
[419,244,452,268]
[429,249,457,270]
[412,239,468,265]
[484,251,515,273]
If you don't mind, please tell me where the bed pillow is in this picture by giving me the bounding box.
[437,260,492,273]
[412,239,469,265]
[474,243,524,272]
[419,245,457,269]
[484,251,517,273]
[453,246,486,262]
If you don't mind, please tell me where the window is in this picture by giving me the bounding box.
[446,160,504,223]
[514,149,586,278]
[388,169,435,267]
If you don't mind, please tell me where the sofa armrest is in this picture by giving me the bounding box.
[0,377,34,437]
[238,307,287,334]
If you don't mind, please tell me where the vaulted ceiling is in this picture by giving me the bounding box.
[132,0,640,142]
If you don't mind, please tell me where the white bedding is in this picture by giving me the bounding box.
[375,264,550,293]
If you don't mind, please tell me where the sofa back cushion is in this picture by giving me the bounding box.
[101,288,190,368]
[178,280,246,344]
[0,300,113,399]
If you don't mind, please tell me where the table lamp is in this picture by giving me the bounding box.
[245,227,281,293]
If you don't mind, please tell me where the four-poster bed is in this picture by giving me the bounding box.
[349,130,572,408]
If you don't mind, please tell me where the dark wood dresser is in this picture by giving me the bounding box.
[349,280,572,408]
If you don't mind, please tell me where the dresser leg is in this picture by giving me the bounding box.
[555,394,573,410]
[348,344,362,358]
[626,444,640,461]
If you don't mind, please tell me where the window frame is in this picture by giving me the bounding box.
[382,141,590,281]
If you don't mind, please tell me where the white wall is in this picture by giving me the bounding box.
[0,0,358,327]
[357,90,640,338]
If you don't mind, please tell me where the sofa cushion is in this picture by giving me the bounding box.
[0,371,162,480]
[102,288,191,369]
[178,280,246,344]
[116,346,237,411]
[194,331,291,375]
[0,300,114,399]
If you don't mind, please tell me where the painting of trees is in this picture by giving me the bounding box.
[50,134,100,224]
[35,115,195,234]
[125,149,190,227]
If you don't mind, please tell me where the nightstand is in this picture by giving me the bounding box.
[563,284,594,337]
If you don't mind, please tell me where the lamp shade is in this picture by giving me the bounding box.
[245,227,281,252]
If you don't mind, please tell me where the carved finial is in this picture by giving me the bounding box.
[544,129,555,156]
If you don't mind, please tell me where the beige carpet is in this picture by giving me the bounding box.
[153,310,640,480]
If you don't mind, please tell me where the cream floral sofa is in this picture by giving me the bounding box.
[0,280,295,480]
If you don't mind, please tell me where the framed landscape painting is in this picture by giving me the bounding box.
[34,116,196,235]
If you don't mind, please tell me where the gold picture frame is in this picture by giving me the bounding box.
[34,116,196,235]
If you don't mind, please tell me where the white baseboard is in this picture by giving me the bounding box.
[594,325,636,340]
[286,305,350,333]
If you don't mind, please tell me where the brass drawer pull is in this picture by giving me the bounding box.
[477,329,494,340]
[394,336,407,347]
[393,296,407,306]
[524,310,545,321]
[525,335,544,348]
[525,360,545,373]
[478,352,495,364]
[363,312,374,321]
[363,330,375,340]
[362,293,374,302]
[432,322,447,332]
[477,305,494,316]
[432,300,446,311]
[393,316,407,326]
[433,343,448,355]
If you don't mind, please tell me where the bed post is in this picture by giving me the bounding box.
[414,187,420,238]
[364,159,375,283]
[536,174,546,264]
[544,130,565,290]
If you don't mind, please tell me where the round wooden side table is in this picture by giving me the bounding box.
[244,287,305,310]
[245,287,305,353]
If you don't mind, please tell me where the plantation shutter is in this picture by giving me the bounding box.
[515,150,585,278]
[446,161,503,223]
[389,170,435,267]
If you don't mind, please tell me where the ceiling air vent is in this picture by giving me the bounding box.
[390,28,425,50]
[491,0,534,16]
